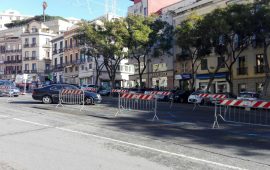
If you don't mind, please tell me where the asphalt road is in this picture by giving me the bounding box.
[0,95,269,170]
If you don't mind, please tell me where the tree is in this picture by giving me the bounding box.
[198,4,253,93]
[125,14,173,89]
[250,3,270,96]
[175,13,211,91]
[77,22,105,86]
[77,19,128,88]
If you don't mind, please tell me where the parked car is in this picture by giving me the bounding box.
[32,84,102,104]
[237,92,260,101]
[172,90,191,103]
[188,91,210,104]
[0,80,20,97]
[98,87,111,96]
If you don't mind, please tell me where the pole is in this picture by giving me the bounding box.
[23,78,27,95]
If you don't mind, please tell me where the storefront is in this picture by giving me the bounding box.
[196,72,229,93]
[175,74,192,90]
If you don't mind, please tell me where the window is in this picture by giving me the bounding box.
[60,57,63,65]
[31,27,37,32]
[75,66,78,71]
[54,43,57,51]
[65,40,68,48]
[120,65,124,71]
[32,51,36,58]
[32,63,36,70]
[65,56,67,63]
[81,65,84,70]
[201,59,208,70]
[60,41,63,49]
[25,64,29,70]
[46,38,50,45]
[70,54,73,62]
[181,62,187,73]
[75,53,78,61]
[50,85,62,91]
[65,68,67,73]
[89,63,92,69]
[256,83,263,94]
[70,38,73,48]
[218,57,225,68]
[25,51,29,58]
[144,7,147,16]
[125,65,128,72]
[54,58,57,66]
[238,83,247,93]
[45,64,50,70]
[238,56,246,68]
[256,54,264,66]
[25,38,29,44]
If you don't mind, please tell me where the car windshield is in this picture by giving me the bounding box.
[191,91,206,95]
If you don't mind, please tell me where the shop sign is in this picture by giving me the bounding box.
[152,72,168,77]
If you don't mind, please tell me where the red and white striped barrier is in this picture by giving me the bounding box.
[198,93,227,99]
[219,99,270,109]
[61,89,83,95]
[82,87,97,92]
[120,93,154,100]
[111,89,129,93]
[0,86,10,89]
[150,91,172,96]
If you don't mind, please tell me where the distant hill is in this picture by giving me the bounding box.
[4,15,68,28]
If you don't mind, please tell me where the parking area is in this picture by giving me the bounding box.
[1,94,270,169]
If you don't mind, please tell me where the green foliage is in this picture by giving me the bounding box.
[4,15,68,28]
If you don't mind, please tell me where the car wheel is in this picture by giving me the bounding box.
[42,95,52,104]
[85,97,94,105]
[180,98,184,103]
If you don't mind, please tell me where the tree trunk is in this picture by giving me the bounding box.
[262,43,270,97]
[95,73,99,87]
[206,77,214,92]
[139,73,143,90]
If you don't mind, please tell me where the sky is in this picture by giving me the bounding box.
[0,0,133,20]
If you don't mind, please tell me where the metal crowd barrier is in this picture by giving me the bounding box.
[213,99,270,128]
[56,89,85,111]
[115,93,158,121]
[111,89,129,97]
[192,93,227,111]
[149,91,173,108]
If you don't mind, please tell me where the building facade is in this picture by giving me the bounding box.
[51,34,64,83]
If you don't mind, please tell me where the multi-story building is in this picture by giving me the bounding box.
[0,10,31,31]
[128,0,181,16]
[0,26,24,80]
[51,34,64,83]
[62,26,80,84]
[232,47,270,94]
[161,0,254,92]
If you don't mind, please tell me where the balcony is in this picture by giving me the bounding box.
[237,67,248,75]
[24,57,29,61]
[254,65,265,74]
[59,49,63,53]
[31,43,37,47]
[24,44,30,48]
[4,60,22,64]
[24,70,30,74]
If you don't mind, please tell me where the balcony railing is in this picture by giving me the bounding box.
[24,70,30,74]
[44,69,51,74]
[254,65,265,74]
[31,70,37,73]
[31,43,37,47]
[4,60,22,64]
[24,44,30,48]
[237,67,248,75]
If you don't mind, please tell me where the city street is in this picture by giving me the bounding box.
[0,95,269,170]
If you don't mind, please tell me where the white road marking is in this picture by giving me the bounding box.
[0,115,9,118]
[0,114,246,170]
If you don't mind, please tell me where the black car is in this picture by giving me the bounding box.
[32,84,102,104]
[172,90,191,103]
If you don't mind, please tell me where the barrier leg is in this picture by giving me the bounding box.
[169,99,173,109]
[115,93,123,117]
[56,99,64,108]
[212,103,220,129]
[152,98,159,121]
[192,103,197,111]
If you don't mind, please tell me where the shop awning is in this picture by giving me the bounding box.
[196,72,228,80]
[175,74,192,80]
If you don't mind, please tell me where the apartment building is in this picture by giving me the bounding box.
[62,26,80,84]
[51,34,64,83]
[232,47,270,94]
[160,0,254,92]
[0,9,31,31]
